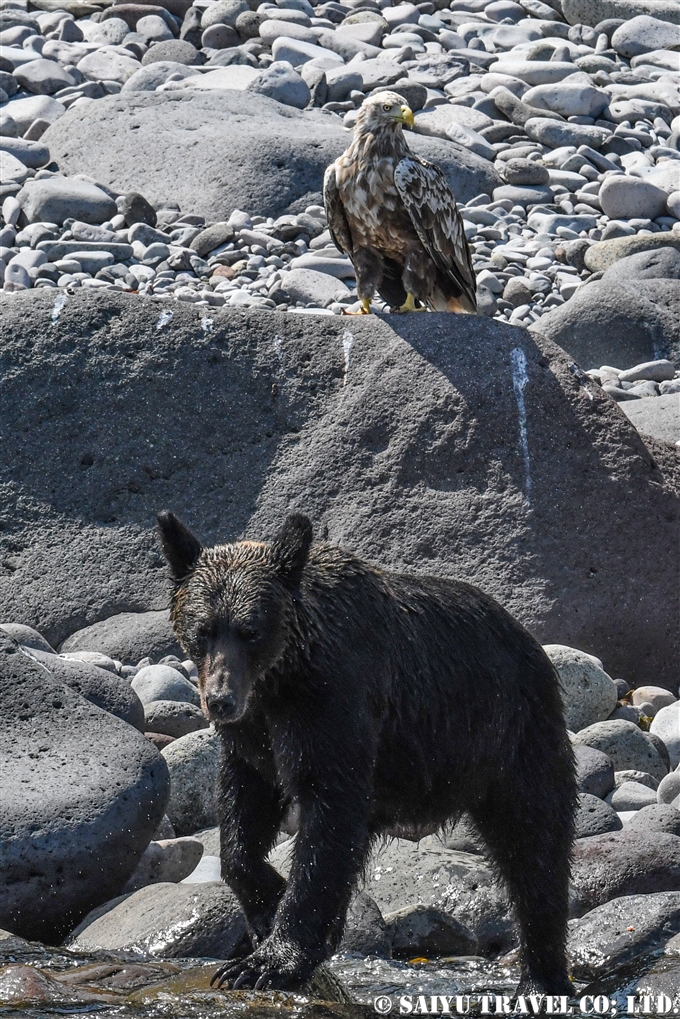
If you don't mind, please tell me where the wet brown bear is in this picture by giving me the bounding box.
[156,511,576,995]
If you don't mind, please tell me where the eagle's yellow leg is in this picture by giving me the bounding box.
[343,297,371,315]
[397,293,426,313]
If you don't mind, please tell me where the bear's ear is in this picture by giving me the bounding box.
[273,513,313,588]
[156,511,203,581]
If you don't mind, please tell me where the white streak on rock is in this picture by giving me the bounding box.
[157,310,173,330]
[51,293,67,322]
[511,346,531,501]
[274,335,283,359]
[200,316,213,333]
[342,329,354,386]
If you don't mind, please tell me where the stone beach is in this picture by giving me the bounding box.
[0,0,680,1010]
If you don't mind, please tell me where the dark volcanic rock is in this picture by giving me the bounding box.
[627,803,680,837]
[574,744,615,799]
[574,792,621,839]
[0,633,169,942]
[67,881,246,957]
[42,90,501,219]
[59,610,181,663]
[571,830,680,914]
[23,646,145,730]
[568,892,680,981]
[0,623,54,653]
[532,279,680,370]
[0,290,677,688]
[339,892,391,957]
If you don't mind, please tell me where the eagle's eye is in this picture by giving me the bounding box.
[382,104,391,111]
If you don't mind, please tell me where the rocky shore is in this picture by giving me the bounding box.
[0,0,679,361]
[1,0,679,1011]
[1,615,679,1008]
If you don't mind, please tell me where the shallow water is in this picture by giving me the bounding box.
[0,937,671,1019]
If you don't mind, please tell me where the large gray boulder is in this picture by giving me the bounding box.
[21,645,145,731]
[41,89,501,219]
[571,830,680,914]
[568,892,680,981]
[0,290,677,688]
[0,633,169,942]
[59,609,182,663]
[531,279,680,371]
[67,881,246,956]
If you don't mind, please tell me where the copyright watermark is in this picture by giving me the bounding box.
[372,996,680,1016]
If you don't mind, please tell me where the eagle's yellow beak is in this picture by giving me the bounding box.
[398,105,415,129]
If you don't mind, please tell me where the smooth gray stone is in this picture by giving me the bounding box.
[18,178,116,226]
[67,881,246,956]
[15,58,75,96]
[121,60,197,91]
[568,892,680,982]
[60,609,182,663]
[492,184,553,205]
[574,744,615,798]
[247,60,310,110]
[0,136,50,168]
[0,622,54,652]
[41,90,502,219]
[602,247,680,283]
[37,240,134,260]
[0,632,169,942]
[0,290,677,692]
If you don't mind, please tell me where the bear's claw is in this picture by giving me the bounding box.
[211,942,310,992]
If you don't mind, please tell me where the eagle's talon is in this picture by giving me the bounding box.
[342,298,371,315]
[396,293,425,313]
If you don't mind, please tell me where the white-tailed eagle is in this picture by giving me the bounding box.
[323,90,477,315]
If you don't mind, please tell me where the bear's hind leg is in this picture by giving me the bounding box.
[469,765,575,995]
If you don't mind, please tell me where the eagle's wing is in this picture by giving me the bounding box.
[394,156,476,311]
[323,162,353,256]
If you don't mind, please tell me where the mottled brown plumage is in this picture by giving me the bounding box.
[323,90,477,314]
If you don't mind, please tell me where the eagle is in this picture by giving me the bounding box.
[323,90,477,315]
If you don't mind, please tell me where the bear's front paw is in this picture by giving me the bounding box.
[210,935,315,991]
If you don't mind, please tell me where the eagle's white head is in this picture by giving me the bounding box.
[354,91,415,137]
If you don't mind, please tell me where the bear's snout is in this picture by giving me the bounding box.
[205,689,239,723]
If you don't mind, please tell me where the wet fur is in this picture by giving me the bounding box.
[157,512,576,994]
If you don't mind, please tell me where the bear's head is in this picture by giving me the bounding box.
[156,511,313,726]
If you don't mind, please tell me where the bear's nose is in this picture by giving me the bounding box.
[206,691,237,722]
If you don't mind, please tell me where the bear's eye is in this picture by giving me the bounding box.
[237,626,260,644]
[383,104,391,111]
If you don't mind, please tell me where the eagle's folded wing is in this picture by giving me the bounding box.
[323,163,353,256]
[394,157,476,311]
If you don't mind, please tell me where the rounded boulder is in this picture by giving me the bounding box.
[572,720,668,783]
[599,175,669,222]
[574,744,615,799]
[543,644,618,732]
[143,699,209,738]
[0,633,169,942]
[651,702,680,770]
[162,727,220,835]
[132,664,201,707]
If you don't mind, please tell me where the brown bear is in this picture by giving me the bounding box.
[156,510,576,995]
